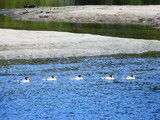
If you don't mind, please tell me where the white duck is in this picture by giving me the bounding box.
[20,76,30,83]
[43,75,57,81]
[124,74,135,80]
[72,75,83,80]
[101,74,114,80]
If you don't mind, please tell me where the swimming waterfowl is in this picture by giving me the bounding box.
[20,76,30,83]
[125,74,135,80]
[43,75,57,81]
[72,75,83,80]
[101,74,114,80]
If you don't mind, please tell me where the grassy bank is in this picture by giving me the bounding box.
[0,51,159,67]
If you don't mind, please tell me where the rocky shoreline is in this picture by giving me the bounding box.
[0,5,160,27]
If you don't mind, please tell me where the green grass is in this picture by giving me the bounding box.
[0,51,159,67]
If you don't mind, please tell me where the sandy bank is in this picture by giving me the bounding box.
[0,29,160,59]
[0,5,160,27]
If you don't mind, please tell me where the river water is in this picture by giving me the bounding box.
[0,56,160,119]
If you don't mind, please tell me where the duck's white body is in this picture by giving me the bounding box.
[101,76,114,80]
[20,79,30,83]
[72,76,83,80]
[125,76,135,80]
[101,74,114,80]
[123,74,135,80]
[43,75,57,81]
[71,75,83,80]
[43,77,56,81]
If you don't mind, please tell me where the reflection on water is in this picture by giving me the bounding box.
[0,56,160,119]
[0,14,160,40]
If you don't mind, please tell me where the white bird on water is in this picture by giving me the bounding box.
[101,74,114,80]
[124,74,136,80]
[72,75,83,80]
[43,75,57,81]
[14,76,30,83]
[20,76,30,83]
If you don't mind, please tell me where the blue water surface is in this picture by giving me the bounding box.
[0,56,160,120]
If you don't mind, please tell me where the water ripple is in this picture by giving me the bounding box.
[0,57,160,119]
